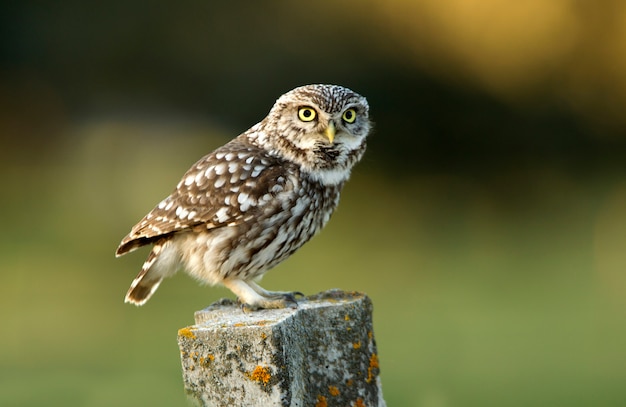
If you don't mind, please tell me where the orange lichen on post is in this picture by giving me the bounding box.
[315,395,328,407]
[198,354,215,367]
[247,365,271,385]
[179,290,385,406]
[178,327,197,340]
[366,353,379,383]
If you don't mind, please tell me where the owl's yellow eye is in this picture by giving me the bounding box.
[342,108,357,123]
[298,107,317,122]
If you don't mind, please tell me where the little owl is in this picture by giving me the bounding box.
[116,84,371,310]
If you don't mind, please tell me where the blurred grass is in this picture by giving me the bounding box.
[1,121,625,406]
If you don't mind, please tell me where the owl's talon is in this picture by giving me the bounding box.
[240,302,257,313]
[237,290,301,311]
[279,292,300,307]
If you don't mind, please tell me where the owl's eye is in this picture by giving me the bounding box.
[298,107,317,122]
[342,108,357,123]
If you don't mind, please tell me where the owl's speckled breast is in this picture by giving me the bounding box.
[178,170,343,284]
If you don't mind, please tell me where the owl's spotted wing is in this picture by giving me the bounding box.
[116,141,296,256]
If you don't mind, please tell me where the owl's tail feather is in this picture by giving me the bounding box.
[125,274,163,305]
[124,240,178,306]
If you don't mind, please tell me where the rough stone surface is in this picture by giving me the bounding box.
[177,289,386,407]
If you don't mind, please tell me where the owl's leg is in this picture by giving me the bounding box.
[222,279,301,311]
[248,281,304,301]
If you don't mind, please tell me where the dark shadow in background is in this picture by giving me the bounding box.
[2,0,624,176]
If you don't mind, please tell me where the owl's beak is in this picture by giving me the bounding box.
[324,121,336,144]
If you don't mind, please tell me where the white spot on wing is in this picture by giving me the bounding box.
[238,192,257,212]
[194,171,205,185]
[228,162,238,174]
[237,192,249,204]
[176,206,189,219]
[214,177,226,188]
[215,207,229,223]
[251,165,264,178]
[214,163,226,175]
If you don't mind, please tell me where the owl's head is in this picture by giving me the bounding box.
[258,84,371,174]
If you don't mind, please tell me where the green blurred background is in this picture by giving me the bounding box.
[2,1,626,406]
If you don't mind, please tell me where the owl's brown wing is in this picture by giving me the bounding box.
[115,142,297,256]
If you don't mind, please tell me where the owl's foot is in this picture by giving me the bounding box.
[240,292,300,312]
[223,279,304,311]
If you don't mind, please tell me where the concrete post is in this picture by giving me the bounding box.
[177,289,386,407]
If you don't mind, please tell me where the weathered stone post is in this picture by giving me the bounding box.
[177,289,385,407]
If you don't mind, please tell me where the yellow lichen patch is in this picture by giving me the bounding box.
[260,332,267,340]
[247,365,271,385]
[353,341,361,349]
[366,353,380,383]
[346,379,354,387]
[367,331,373,340]
[328,385,340,396]
[344,314,351,321]
[178,327,197,340]
[233,322,245,327]
[315,395,328,407]
[353,398,366,407]
[198,354,215,367]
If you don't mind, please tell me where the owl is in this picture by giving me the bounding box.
[116,84,371,310]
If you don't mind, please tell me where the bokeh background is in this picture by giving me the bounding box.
[2,1,626,406]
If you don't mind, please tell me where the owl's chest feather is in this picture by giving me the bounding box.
[219,177,342,278]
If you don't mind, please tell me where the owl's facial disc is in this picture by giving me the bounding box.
[323,121,336,143]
